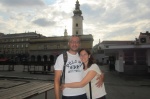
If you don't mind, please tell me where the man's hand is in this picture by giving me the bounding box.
[95,73,104,87]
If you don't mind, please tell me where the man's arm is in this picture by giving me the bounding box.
[54,70,62,99]
[96,72,104,87]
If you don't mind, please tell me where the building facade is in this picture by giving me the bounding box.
[29,35,93,62]
[0,32,44,62]
[99,31,150,75]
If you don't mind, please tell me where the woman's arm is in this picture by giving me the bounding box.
[62,70,97,88]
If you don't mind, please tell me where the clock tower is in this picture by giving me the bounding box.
[72,0,83,35]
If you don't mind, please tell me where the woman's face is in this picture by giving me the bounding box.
[79,50,90,64]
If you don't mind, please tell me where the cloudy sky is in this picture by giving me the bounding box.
[0,0,150,46]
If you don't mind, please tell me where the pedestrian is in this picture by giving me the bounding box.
[61,49,107,99]
[54,35,103,99]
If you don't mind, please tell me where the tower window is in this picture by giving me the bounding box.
[76,23,78,27]
[140,38,146,43]
[76,31,78,35]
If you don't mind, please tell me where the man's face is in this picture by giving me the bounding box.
[68,36,80,52]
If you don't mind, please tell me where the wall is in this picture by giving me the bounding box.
[147,49,150,73]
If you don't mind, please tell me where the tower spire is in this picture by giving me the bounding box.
[64,27,68,36]
[73,0,82,16]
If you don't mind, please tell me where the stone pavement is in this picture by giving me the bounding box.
[0,65,150,99]
[0,65,54,99]
[100,65,150,99]
[0,79,54,99]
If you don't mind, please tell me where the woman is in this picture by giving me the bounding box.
[62,49,106,99]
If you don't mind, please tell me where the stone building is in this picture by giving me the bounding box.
[0,32,44,62]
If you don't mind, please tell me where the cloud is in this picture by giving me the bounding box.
[33,18,56,27]
[0,0,45,7]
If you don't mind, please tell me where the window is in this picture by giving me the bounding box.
[8,45,10,48]
[11,50,14,54]
[76,23,78,27]
[105,46,109,48]
[140,38,146,43]
[7,50,10,54]
[22,44,24,48]
[26,44,28,48]
[16,50,18,54]
[76,31,78,35]
[17,45,19,48]
[20,51,22,54]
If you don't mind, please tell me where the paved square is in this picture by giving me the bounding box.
[0,79,28,89]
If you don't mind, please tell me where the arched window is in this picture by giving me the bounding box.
[43,55,48,62]
[31,55,35,61]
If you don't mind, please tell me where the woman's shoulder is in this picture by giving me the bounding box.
[91,63,99,67]
[90,63,100,70]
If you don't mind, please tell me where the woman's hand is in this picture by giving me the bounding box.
[60,84,66,90]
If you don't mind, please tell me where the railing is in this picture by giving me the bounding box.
[0,61,16,71]
[0,61,54,74]
[22,61,54,74]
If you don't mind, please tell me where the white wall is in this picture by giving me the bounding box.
[115,57,124,72]
[115,50,124,72]
[147,49,150,66]
[147,49,150,73]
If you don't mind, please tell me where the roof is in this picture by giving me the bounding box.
[140,31,150,36]
[1,32,45,38]
[101,41,134,45]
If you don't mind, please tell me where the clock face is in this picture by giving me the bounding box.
[140,38,146,43]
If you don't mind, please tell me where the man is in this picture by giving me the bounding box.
[54,35,103,99]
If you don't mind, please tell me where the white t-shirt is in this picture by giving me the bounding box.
[83,64,107,99]
[54,51,86,96]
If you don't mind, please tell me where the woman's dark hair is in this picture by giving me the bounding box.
[78,49,96,69]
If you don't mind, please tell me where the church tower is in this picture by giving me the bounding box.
[64,28,68,36]
[72,0,83,35]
